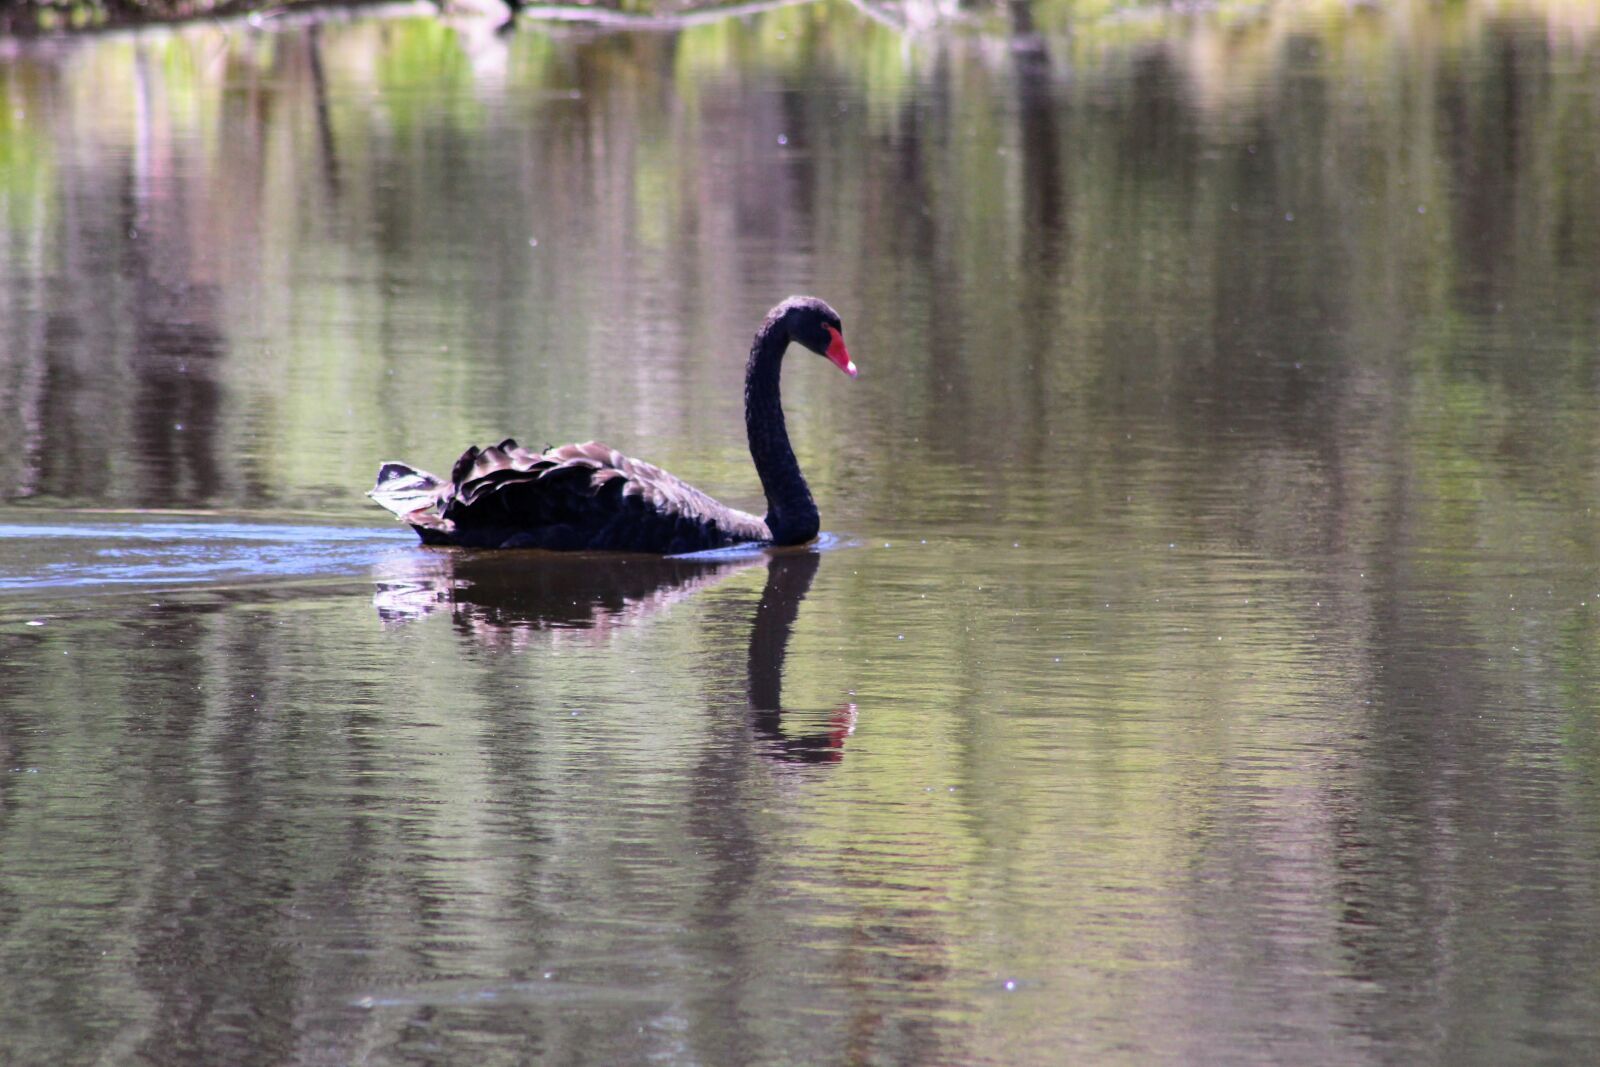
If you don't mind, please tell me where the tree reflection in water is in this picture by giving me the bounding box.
[373,548,855,763]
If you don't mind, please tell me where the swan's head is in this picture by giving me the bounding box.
[777,295,856,378]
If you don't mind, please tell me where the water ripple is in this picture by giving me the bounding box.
[0,519,410,592]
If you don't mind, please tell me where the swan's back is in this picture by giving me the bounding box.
[371,439,770,552]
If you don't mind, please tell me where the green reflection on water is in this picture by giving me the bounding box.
[1,1,1600,1063]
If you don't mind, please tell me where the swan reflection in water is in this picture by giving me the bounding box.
[373,549,855,764]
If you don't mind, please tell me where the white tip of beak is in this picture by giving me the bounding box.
[845,361,858,378]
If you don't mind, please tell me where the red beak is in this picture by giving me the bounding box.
[824,325,857,378]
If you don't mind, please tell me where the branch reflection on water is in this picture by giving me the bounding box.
[374,548,855,763]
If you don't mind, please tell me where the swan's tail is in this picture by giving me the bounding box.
[369,462,447,520]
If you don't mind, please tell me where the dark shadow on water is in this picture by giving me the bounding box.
[372,549,754,637]
[373,547,854,763]
[744,551,855,764]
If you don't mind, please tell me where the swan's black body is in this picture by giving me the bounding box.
[369,297,854,552]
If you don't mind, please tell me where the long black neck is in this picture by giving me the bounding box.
[745,318,819,545]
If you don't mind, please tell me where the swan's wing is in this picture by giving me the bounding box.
[369,462,451,529]
[372,439,769,550]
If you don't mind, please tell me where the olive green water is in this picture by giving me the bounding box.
[3,2,1600,1063]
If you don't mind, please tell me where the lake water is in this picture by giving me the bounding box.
[3,2,1600,1063]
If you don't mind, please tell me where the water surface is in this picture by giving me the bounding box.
[3,2,1600,1063]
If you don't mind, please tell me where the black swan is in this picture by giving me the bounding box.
[369,296,855,552]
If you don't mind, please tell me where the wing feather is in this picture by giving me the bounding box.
[372,440,770,551]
